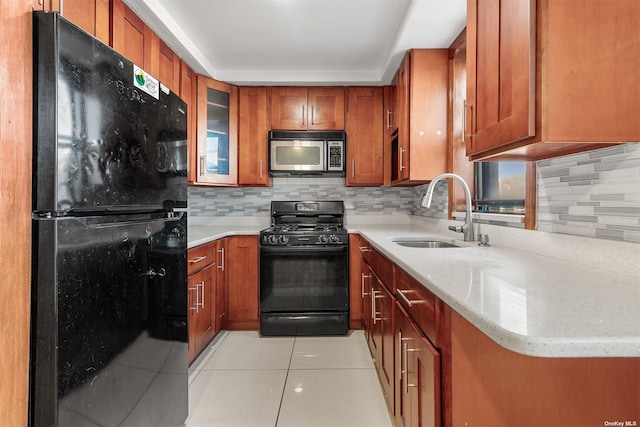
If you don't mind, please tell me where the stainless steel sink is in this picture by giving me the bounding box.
[392,240,460,248]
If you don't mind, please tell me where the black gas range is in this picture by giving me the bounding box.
[259,201,349,336]
[260,201,348,247]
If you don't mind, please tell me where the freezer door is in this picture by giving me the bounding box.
[33,12,187,214]
[30,212,188,426]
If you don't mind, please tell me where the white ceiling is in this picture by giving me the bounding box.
[125,0,466,86]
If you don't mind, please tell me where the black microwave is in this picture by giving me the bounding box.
[268,131,346,176]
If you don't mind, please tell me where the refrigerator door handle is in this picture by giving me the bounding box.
[75,211,185,229]
[140,268,166,277]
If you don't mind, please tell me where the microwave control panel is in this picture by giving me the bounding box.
[327,141,344,171]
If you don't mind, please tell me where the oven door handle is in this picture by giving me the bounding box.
[260,245,348,255]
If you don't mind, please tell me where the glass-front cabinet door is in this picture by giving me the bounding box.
[195,76,238,185]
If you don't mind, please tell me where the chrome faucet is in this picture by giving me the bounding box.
[421,173,475,242]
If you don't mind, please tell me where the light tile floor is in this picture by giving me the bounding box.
[186,330,394,427]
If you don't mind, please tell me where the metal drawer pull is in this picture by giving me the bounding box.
[199,281,205,310]
[189,286,198,311]
[217,248,225,270]
[361,273,371,298]
[462,100,473,142]
[359,246,369,253]
[397,289,420,307]
[188,255,207,264]
[371,290,378,324]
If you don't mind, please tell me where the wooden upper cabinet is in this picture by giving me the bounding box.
[391,49,449,186]
[345,87,384,186]
[448,31,475,217]
[195,75,238,186]
[111,0,153,70]
[270,87,345,130]
[238,87,269,186]
[466,0,535,158]
[307,87,345,130]
[270,87,308,130]
[60,0,109,44]
[180,62,198,185]
[158,40,181,94]
[466,0,640,161]
[33,0,59,11]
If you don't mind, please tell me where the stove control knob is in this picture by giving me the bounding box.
[268,235,278,245]
[279,235,289,245]
[329,235,339,244]
[318,235,328,244]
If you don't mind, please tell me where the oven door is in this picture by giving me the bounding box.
[260,245,348,313]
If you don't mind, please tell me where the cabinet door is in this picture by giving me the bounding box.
[383,85,396,185]
[226,236,259,324]
[33,0,59,11]
[371,275,393,401]
[412,328,441,427]
[348,234,365,329]
[60,0,109,44]
[195,76,238,186]
[214,239,228,333]
[466,0,536,156]
[188,265,215,364]
[180,62,198,184]
[392,55,410,183]
[111,0,154,70]
[238,87,269,186]
[395,303,441,427]
[395,305,413,427]
[158,39,181,94]
[270,87,308,130]
[307,87,345,130]
[345,87,384,186]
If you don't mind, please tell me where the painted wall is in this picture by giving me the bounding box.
[189,143,640,243]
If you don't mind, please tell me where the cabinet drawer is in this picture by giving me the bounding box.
[188,242,215,276]
[395,266,441,347]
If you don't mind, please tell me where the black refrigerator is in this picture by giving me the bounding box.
[30,12,188,427]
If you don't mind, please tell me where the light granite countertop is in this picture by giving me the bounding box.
[187,215,640,358]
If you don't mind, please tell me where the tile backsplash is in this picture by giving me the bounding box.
[189,142,640,243]
[188,177,448,219]
[536,142,640,243]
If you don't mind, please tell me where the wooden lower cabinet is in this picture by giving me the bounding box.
[348,234,367,329]
[395,303,441,427]
[355,233,640,427]
[214,238,228,333]
[450,310,640,426]
[187,264,215,364]
[369,270,395,403]
[355,234,444,426]
[225,236,260,329]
